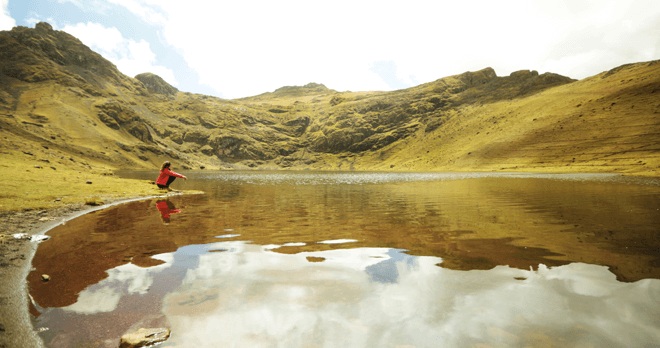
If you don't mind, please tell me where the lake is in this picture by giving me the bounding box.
[27,171,660,347]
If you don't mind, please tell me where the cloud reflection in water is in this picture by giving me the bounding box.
[62,253,174,315]
[56,242,660,347]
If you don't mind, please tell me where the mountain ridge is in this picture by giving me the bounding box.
[1,22,658,177]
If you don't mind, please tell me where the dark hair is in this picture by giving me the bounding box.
[160,161,171,171]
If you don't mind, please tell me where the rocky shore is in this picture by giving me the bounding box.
[0,193,193,348]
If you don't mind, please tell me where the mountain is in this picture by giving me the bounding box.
[1,23,659,176]
[135,72,178,96]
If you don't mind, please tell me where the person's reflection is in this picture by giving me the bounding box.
[156,199,181,224]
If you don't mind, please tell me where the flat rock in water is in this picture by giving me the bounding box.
[119,328,171,348]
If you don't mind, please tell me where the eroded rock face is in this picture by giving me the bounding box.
[208,133,278,160]
[135,73,178,96]
[95,99,154,143]
[283,116,310,136]
[1,22,146,96]
[266,82,330,98]
[119,328,171,348]
[127,122,154,143]
[183,129,210,144]
[457,67,498,88]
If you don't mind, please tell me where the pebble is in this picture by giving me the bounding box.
[31,235,50,243]
[41,274,50,282]
[86,180,92,184]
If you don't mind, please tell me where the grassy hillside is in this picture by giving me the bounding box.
[357,61,660,175]
[1,22,659,211]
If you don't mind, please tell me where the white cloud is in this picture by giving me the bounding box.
[104,0,660,98]
[61,22,177,85]
[25,17,41,27]
[537,1,660,77]
[106,0,166,25]
[0,0,16,31]
[64,22,124,52]
[541,50,613,79]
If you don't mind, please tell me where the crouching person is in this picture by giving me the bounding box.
[156,161,187,190]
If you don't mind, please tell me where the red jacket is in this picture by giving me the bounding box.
[156,201,181,218]
[156,168,185,186]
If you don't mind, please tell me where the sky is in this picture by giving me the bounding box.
[1,0,659,99]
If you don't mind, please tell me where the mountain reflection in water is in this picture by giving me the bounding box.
[28,172,660,347]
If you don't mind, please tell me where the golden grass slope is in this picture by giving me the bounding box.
[346,61,660,175]
[0,23,583,174]
[0,149,160,212]
[1,22,659,191]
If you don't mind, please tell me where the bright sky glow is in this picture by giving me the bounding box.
[3,0,660,98]
[0,0,15,30]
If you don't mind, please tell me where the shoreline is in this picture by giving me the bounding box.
[0,192,201,348]
[1,170,657,347]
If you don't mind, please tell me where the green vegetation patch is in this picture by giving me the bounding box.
[0,150,173,212]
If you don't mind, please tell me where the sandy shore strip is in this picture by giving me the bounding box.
[0,192,201,348]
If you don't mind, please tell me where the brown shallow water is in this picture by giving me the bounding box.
[27,171,660,347]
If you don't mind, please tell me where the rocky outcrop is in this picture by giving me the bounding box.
[3,22,113,75]
[135,73,178,96]
[208,133,278,160]
[518,72,575,95]
[245,82,334,101]
[452,68,576,105]
[127,122,153,143]
[269,82,330,97]
[457,67,498,89]
[94,99,139,128]
[182,129,210,144]
[272,116,310,137]
[0,22,147,95]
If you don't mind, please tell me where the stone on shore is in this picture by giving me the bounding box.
[119,328,171,348]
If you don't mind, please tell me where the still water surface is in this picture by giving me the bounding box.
[28,172,660,347]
